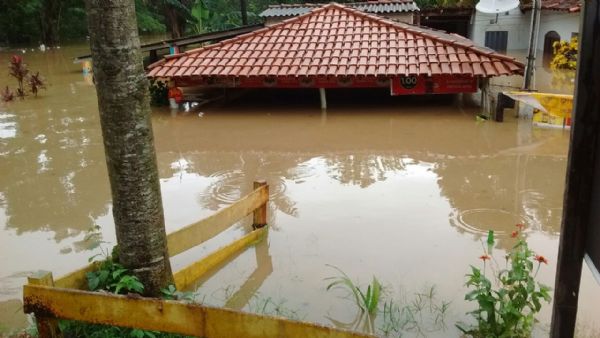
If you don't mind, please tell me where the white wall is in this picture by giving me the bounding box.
[470,9,579,55]
[537,11,580,49]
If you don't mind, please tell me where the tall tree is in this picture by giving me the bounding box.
[84,0,174,296]
[160,0,192,39]
[41,0,63,46]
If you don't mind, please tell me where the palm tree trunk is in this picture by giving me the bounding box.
[84,0,174,296]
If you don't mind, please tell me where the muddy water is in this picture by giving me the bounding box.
[1,45,598,337]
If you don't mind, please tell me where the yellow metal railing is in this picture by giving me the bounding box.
[23,181,373,338]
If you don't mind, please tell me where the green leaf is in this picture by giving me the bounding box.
[487,230,495,246]
[86,272,100,291]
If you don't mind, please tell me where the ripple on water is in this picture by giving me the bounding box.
[203,169,287,206]
[451,208,525,235]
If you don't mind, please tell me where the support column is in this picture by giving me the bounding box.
[319,88,327,110]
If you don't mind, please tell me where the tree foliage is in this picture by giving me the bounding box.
[0,0,460,47]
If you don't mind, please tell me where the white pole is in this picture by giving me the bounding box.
[319,88,327,110]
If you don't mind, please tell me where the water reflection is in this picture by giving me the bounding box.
[0,105,110,240]
[325,154,408,188]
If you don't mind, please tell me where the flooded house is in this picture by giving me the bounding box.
[470,0,580,58]
[147,3,523,109]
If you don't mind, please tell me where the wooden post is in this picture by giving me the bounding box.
[252,180,268,229]
[550,0,600,336]
[319,88,327,110]
[149,50,159,63]
[27,271,60,338]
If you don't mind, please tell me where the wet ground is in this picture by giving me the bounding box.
[0,45,598,337]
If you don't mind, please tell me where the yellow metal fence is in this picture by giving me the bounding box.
[23,181,372,338]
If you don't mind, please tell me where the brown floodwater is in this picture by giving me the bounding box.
[0,44,598,337]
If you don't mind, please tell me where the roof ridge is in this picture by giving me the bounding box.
[325,3,520,63]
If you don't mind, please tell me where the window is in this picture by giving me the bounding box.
[485,31,508,53]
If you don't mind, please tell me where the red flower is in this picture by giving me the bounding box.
[516,223,525,230]
[511,230,519,238]
[479,254,491,261]
[535,255,548,264]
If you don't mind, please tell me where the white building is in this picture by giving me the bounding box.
[470,0,580,62]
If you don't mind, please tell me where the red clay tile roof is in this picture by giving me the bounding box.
[522,0,581,12]
[147,3,524,80]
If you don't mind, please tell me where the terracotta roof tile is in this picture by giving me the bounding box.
[148,4,523,81]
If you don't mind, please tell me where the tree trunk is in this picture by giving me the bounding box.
[165,6,183,39]
[240,0,248,25]
[41,0,62,47]
[84,0,174,296]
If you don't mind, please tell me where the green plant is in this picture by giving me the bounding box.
[457,225,552,338]
[325,266,450,337]
[325,265,382,316]
[379,286,450,337]
[86,248,144,295]
[161,284,196,302]
[58,250,192,338]
[247,294,304,320]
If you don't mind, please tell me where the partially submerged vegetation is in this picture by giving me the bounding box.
[325,265,450,337]
[457,226,552,338]
[1,56,46,103]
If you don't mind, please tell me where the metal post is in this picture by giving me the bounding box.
[523,0,541,90]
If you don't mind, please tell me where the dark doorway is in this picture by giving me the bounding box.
[485,31,508,53]
[543,31,561,66]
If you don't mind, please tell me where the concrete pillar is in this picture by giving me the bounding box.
[319,88,327,110]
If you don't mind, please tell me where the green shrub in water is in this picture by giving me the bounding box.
[457,225,552,338]
[325,266,450,337]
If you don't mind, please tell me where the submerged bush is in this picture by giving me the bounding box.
[457,226,552,338]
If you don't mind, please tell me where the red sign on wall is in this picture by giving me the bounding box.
[390,75,478,95]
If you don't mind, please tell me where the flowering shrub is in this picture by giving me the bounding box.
[456,225,552,338]
[551,37,578,70]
